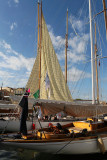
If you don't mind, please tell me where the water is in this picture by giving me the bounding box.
[0,146,107,160]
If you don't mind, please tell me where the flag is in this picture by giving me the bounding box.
[33,89,40,99]
[45,72,50,90]
[27,88,30,93]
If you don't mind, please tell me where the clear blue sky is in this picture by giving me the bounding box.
[0,0,107,101]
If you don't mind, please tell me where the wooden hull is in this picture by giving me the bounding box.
[1,135,107,155]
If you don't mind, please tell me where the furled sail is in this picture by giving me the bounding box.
[34,99,107,118]
[26,12,72,102]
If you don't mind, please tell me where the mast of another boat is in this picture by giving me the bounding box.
[39,0,42,98]
[94,23,99,104]
[37,0,40,52]
[102,0,107,39]
[88,0,107,105]
[65,9,68,83]
[89,0,95,104]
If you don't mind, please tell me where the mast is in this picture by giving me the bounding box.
[89,0,95,104]
[37,0,40,50]
[39,0,42,97]
[65,9,68,83]
[102,0,107,39]
[94,23,99,104]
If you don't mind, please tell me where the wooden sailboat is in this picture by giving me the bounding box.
[1,123,107,155]
[1,98,107,154]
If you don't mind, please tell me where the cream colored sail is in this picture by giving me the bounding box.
[26,13,72,102]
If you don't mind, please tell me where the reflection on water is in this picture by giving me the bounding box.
[0,150,17,160]
[1,146,107,160]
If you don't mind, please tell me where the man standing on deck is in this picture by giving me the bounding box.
[19,89,30,137]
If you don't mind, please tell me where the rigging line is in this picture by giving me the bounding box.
[99,60,103,101]
[74,63,90,98]
[96,27,103,58]
[78,0,87,20]
[71,63,88,95]
[102,60,105,101]
[33,19,38,58]
[68,66,80,88]
[96,23,102,53]
[55,137,75,154]
[70,64,86,89]
[31,0,38,59]
[1,76,15,88]
[77,75,89,99]
[76,64,90,98]
[0,70,15,86]
[73,63,89,95]
[97,23,106,51]
[11,70,28,87]
[70,18,89,46]
[71,69,76,87]
[92,0,97,17]
[84,77,91,100]
[67,44,89,90]
[98,60,101,101]
[70,18,80,37]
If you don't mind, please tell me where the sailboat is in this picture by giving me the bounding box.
[1,0,107,155]
[24,0,74,129]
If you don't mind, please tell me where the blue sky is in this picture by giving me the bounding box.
[0,0,107,101]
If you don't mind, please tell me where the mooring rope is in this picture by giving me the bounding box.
[55,134,75,154]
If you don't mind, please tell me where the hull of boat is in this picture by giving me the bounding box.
[0,120,32,132]
[1,136,107,155]
[0,119,73,132]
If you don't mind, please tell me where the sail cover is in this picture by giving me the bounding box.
[26,13,72,102]
[34,99,107,118]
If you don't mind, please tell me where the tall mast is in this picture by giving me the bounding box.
[89,0,95,104]
[94,23,99,104]
[102,0,107,39]
[65,8,68,83]
[37,0,40,50]
[39,0,42,97]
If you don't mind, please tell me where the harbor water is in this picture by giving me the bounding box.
[0,147,107,160]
